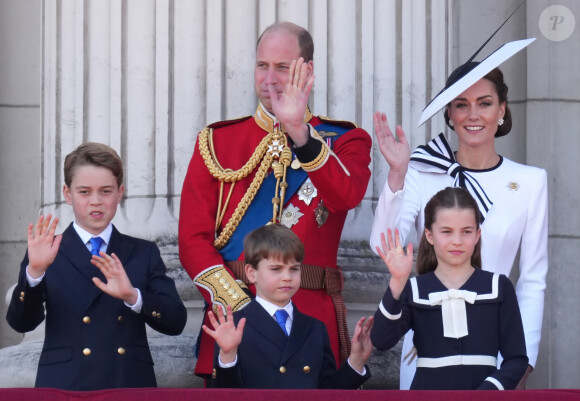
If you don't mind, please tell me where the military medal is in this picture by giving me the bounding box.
[314,200,329,227]
[280,203,304,228]
[268,139,283,157]
[291,157,301,170]
[298,178,317,205]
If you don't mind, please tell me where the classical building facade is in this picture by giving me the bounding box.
[0,0,578,389]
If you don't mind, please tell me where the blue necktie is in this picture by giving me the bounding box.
[89,237,104,256]
[274,309,289,336]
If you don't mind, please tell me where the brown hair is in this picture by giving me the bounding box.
[64,142,124,188]
[417,187,482,274]
[444,63,512,137]
[244,224,304,268]
[256,22,314,62]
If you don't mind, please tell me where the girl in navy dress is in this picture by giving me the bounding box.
[371,187,528,390]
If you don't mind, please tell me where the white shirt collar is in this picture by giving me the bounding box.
[255,295,294,321]
[73,222,113,246]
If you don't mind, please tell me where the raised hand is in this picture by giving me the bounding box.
[27,214,62,279]
[376,228,413,299]
[270,57,314,146]
[202,305,246,364]
[373,111,410,192]
[91,252,138,305]
[348,316,375,373]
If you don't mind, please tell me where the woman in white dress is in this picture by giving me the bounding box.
[370,60,548,389]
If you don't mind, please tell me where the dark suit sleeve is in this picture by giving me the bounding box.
[319,323,370,389]
[371,283,412,351]
[139,243,187,336]
[213,345,244,388]
[212,312,244,388]
[6,252,47,333]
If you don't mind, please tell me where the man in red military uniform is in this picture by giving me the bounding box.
[178,21,372,381]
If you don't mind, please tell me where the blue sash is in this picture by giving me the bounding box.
[218,122,351,261]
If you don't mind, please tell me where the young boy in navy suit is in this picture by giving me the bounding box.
[203,224,374,389]
[6,142,187,390]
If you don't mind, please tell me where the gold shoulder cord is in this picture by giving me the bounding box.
[198,125,290,249]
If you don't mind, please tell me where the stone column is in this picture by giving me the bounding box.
[0,0,41,350]
[526,0,580,389]
[1,0,447,389]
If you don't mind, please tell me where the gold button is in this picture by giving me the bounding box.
[156,312,161,318]
[20,292,25,297]
[223,282,231,290]
[19,297,24,302]
[279,366,286,374]
[214,272,222,279]
[212,368,217,379]
[83,316,91,324]
[117,347,126,355]
[118,316,124,322]
[152,311,157,318]
[218,277,226,285]
[303,366,311,373]
[232,293,240,300]
[83,348,91,356]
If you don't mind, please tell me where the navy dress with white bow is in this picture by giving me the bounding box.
[371,269,528,390]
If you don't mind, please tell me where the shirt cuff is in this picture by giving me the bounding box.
[347,358,367,376]
[218,354,238,368]
[25,266,44,287]
[124,288,143,313]
[391,186,405,198]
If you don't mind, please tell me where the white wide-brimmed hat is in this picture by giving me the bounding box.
[417,2,535,127]
[417,38,535,127]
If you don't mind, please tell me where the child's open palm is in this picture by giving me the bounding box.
[376,228,413,299]
[91,252,138,305]
[202,305,246,364]
[27,215,62,278]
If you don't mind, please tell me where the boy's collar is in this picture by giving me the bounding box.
[73,222,113,245]
[255,295,293,318]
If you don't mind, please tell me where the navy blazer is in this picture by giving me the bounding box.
[6,224,187,390]
[214,300,370,389]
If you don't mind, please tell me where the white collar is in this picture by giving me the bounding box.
[73,222,113,246]
[255,295,294,320]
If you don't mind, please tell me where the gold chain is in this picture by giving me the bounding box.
[199,127,274,182]
[198,125,289,249]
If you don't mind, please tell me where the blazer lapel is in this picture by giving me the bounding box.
[244,301,288,351]
[280,306,313,364]
[58,224,107,309]
[106,227,136,271]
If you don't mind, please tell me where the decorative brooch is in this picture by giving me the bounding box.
[281,203,304,228]
[507,181,520,192]
[298,178,318,206]
[314,200,329,228]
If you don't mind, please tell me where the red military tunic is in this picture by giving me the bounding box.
[179,104,371,378]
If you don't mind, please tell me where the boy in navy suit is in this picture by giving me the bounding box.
[6,142,187,390]
[203,224,373,389]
